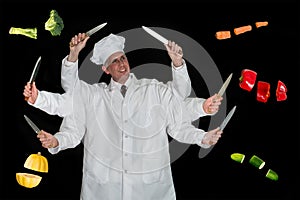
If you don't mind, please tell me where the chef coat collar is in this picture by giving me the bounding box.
[108,73,135,91]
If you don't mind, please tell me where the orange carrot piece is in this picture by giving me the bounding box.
[234,25,252,35]
[255,21,268,28]
[215,31,231,40]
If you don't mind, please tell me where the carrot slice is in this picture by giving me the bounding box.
[215,31,231,40]
[234,25,252,35]
[255,21,268,28]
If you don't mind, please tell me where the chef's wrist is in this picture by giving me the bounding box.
[67,51,79,63]
[172,60,183,68]
[172,59,185,70]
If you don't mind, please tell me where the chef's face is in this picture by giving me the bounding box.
[102,52,130,84]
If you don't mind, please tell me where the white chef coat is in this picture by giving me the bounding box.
[32,57,211,121]
[31,56,212,200]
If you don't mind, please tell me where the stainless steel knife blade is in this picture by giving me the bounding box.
[69,22,107,47]
[29,56,41,83]
[25,56,41,101]
[218,73,233,97]
[220,105,236,131]
[142,26,168,44]
[24,115,41,134]
[86,22,107,37]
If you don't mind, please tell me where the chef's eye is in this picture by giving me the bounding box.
[111,55,127,65]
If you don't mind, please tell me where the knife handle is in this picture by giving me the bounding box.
[24,82,33,101]
[69,35,88,47]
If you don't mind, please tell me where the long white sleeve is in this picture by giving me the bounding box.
[29,90,71,117]
[27,56,78,117]
[170,59,192,100]
[48,113,85,154]
[48,84,87,154]
[166,102,211,149]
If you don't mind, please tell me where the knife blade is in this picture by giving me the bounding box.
[219,105,236,131]
[25,56,41,101]
[29,56,42,83]
[24,115,41,134]
[142,26,183,55]
[217,73,233,97]
[69,22,107,47]
[86,22,107,36]
[142,26,168,44]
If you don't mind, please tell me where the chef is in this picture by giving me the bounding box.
[24,33,223,200]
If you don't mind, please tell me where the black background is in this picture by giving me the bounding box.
[1,0,299,199]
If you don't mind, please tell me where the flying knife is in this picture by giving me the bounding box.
[24,115,41,134]
[69,22,107,47]
[25,56,41,101]
[217,73,233,97]
[219,105,236,131]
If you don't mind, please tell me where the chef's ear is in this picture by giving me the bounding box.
[101,65,110,74]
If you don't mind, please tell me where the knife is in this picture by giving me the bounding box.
[24,115,41,134]
[217,73,233,97]
[142,26,183,55]
[69,22,107,47]
[25,56,41,101]
[219,105,236,131]
[142,26,168,44]
[198,105,236,158]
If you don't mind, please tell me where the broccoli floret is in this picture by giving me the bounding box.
[9,27,37,39]
[45,10,64,36]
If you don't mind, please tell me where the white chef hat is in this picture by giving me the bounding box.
[90,33,125,66]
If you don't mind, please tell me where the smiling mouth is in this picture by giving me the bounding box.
[119,68,126,73]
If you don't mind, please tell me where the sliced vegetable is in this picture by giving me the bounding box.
[45,10,64,36]
[239,69,257,92]
[16,173,42,188]
[276,80,287,101]
[249,155,265,169]
[230,153,245,163]
[255,21,268,28]
[234,25,252,35]
[215,31,231,40]
[9,27,37,39]
[24,152,48,173]
[265,169,279,181]
[256,81,270,103]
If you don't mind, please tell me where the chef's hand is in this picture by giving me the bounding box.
[68,33,90,62]
[203,94,223,115]
[23,81,38,104]
[37,130,59,149]
[201,127,223,146]
[165,40,183,67]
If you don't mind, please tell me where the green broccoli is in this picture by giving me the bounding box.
[9,27,37,39]
[45,10,64,36]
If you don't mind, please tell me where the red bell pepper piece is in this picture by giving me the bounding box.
[276,80,287,101]
[256,81,270,103]
[239,69,257,92]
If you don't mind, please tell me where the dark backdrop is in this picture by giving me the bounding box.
[1,0,299,200]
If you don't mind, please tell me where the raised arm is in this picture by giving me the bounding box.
[165,41,192,100]
[183,94,223,121]
[61,33,89,91]
[23,81,72,117]
[156,83,223,148]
